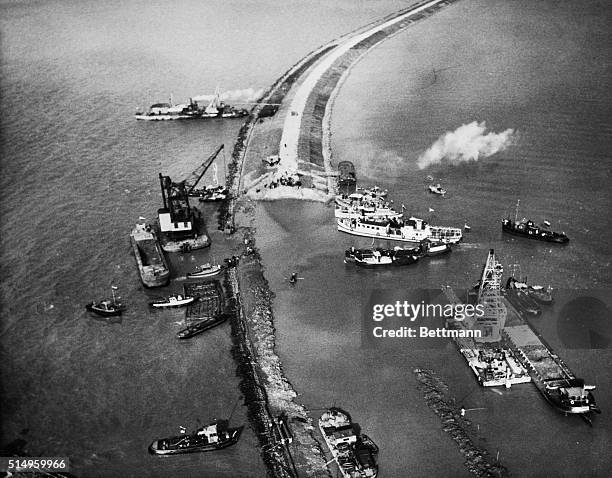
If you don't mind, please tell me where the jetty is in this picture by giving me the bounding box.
[220,1,467,476]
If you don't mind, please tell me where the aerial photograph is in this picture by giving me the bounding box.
[1,0,611,477]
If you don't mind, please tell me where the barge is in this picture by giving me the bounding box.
[130,223,170,287]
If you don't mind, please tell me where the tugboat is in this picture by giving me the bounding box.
[85,286,124,317]
[176,314,229,339]
[319,408,378,478]
[420,240,452,257]
[187,263,224,279]
[541,378,601,415]
[502,200,569,244]
[149,294,195,308]
[148,420,243,455]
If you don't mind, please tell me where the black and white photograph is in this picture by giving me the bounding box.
[1,0,611,477]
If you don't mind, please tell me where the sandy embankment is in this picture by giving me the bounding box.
[226,1,469,477]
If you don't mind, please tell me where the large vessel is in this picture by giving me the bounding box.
[502,200,569,244]
[148,420,242,455]
[157,174,210,252]
[319,408,378,478]
[503,324,601,416]
[130,223,170,287]
[337,161,357,196]
[135,91,248,121]
[337,216,462,244]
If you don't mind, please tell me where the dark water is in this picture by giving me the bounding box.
[255,0,612,477]
[0,1,414,476]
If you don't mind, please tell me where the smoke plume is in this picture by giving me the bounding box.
[192,87,264,103]
[417,121,516,169]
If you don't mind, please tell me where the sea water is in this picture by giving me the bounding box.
[256,0,612,476]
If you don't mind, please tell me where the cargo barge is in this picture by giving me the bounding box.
[130,223,170,287]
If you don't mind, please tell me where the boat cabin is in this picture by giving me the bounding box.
[197,424,220,443]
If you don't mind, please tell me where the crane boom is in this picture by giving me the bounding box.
[186,144,225,193]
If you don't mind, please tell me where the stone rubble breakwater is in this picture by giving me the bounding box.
[222,1,466,476]
[414,369,509,478]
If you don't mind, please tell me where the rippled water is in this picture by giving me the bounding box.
[0,1,412,476]
[257,0,612,477]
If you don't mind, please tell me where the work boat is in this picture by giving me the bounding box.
[319,408,378,478]
[337,216,462,244]
[148,421,242,455]
[502,200,569,244]
[149,294,195,308]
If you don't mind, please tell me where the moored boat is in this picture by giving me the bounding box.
[176,314,229,339]
[528,285,553,304]
[187,263,224,278]
[148,420,243,455]
[337,216,462,244]
[130,223,170,288]
[505,277,542,316]
[337,161,357,196]
[318,408,378,478]
[541,378,601,415]
[149,294,195,308]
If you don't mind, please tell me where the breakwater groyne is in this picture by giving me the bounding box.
[221,1,464,476]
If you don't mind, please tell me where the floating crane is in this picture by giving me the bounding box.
[185,144,225,195]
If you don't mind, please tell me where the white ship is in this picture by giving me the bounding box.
[337,217,462,244]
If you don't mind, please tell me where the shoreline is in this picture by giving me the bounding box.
[225,1,468,476]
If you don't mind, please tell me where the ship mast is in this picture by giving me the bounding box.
[514,199,520,223]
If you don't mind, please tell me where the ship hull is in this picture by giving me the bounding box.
[148,427,242,455]
[502,222,569,244]
[130,226,170,288]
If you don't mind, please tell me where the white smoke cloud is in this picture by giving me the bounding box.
[417,121,516,169]
[192,87,264,104]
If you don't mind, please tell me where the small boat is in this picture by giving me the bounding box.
[464,223,471,231]
[345,247,418,267]
[149,294,195,308]
[319,408,378,478]
[528,285,553,304]
[543,220,551,227]
[148,420,243,455]
[505,277,541,316]
[176,314,229,339]
[421,241,452,257]
[428,183,446,195]
[502,201,569,244]
[85,287,124,317]
[289,272,298,284]
[187,263,224,278]
[337,161,357,196]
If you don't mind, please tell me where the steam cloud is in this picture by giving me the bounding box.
[417,121,516,169]
[192,87,264,103]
